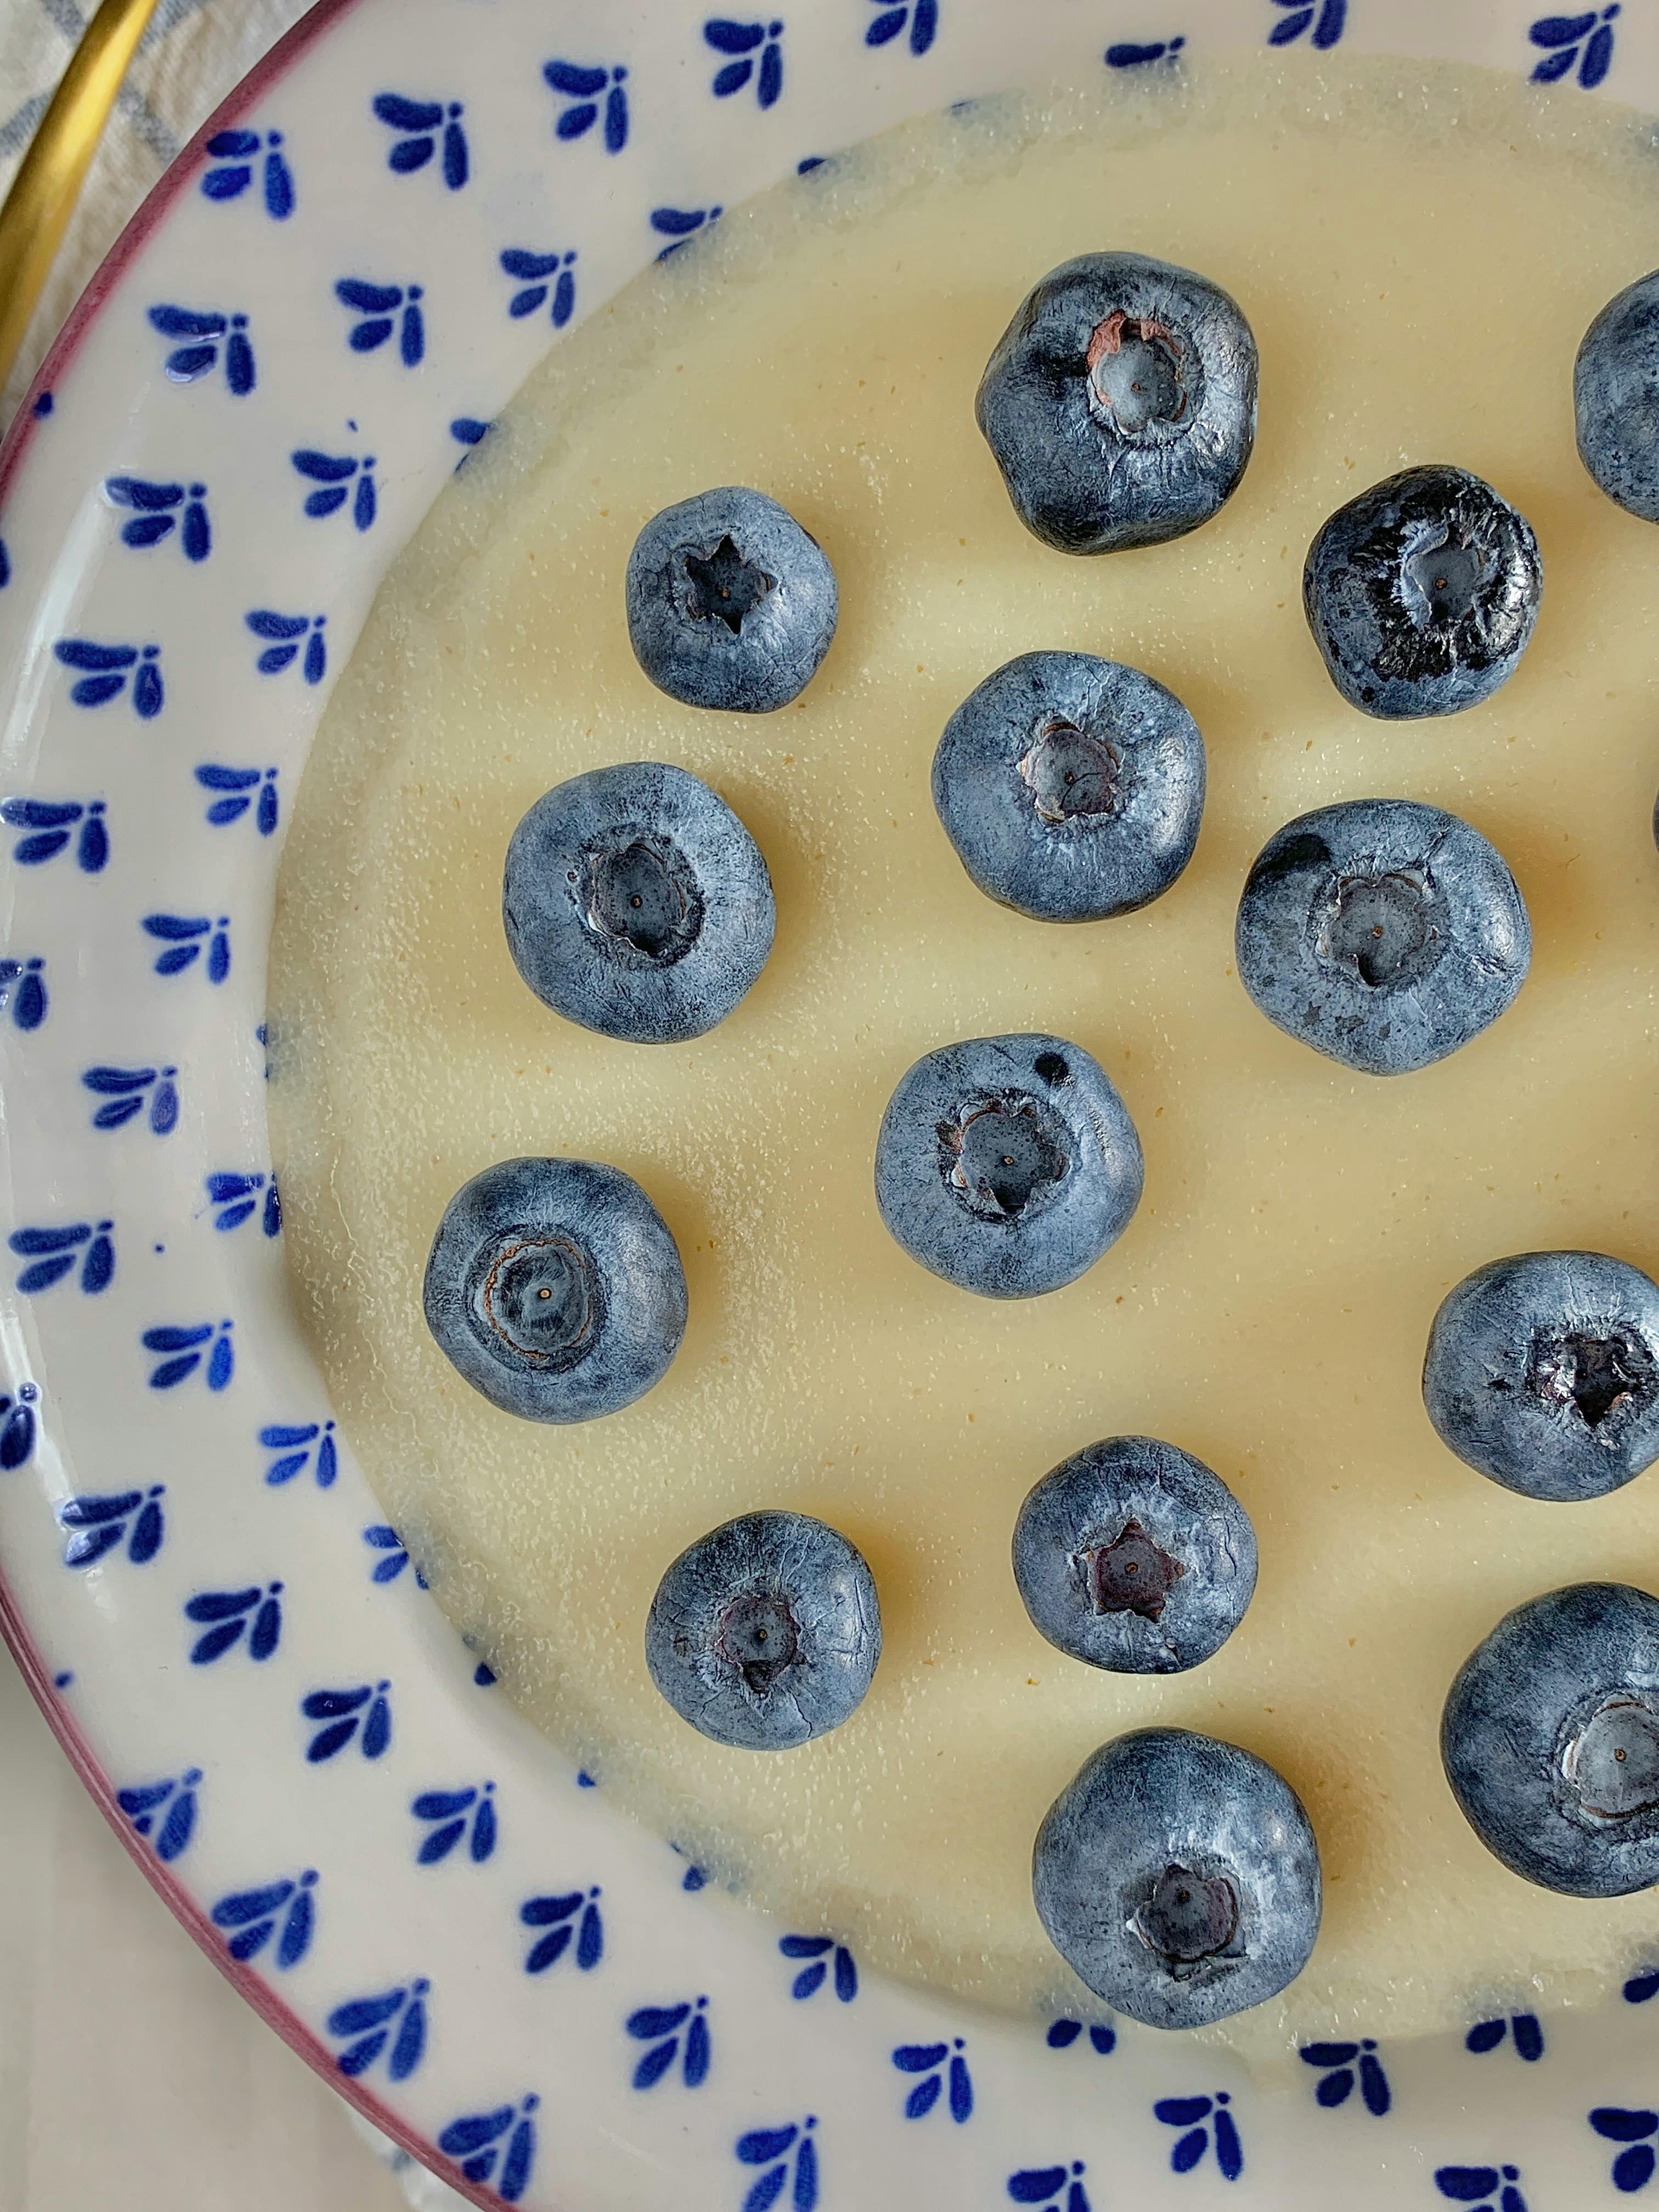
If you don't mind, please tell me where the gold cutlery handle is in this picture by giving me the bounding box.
[0,0,163,398]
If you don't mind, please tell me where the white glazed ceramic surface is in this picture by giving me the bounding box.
[0,3,1653,2207]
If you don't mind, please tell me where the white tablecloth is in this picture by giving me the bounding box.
[0,5,448,2204]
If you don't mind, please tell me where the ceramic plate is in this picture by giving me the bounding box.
[1,2,1654,2206]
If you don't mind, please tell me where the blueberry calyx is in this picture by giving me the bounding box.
[1317,866,1444,991]
[1080,1519,1183,1623]
[584,836,702,964]
[939,1097,1068,1221]
[475,1229,599,1368]
[1375,495,1526,686]
[679,534,776,634]
[1085,310,1190,440]
[1019,718,1121,824]
[1132,1863,1240,1973]
[1560,1696,1659,1822]
[716,1589,802,1695]
[1530,1330,1654,1431]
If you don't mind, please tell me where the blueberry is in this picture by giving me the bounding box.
[1032,1729,1321,2029]
[1234,798,1530,1076]
[1013,1437,1256,1674]
[1423,1251,1659,1503]
[625,486,837,712]
[975,252,1257,555]
[504,761,774,1044]
[932,653,1205,922]
[1576,271,1659,522]
[1442,1583,1659,1897]
[423,1156,686,1421]
[873,1032,1143,1300]
[645,1510,881,1750]
[1303,465,1542,719]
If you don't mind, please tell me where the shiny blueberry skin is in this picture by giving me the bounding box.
[932,653,1205,922]
[1234,799,1530,1076]
[1303,465,1542,719]
[423,1156,687,1423]
[1423,1251,1659,1503]
[625,486,837,712]
[874,1032,1143,1300]
[1013,1437,1257,1674]
[504,760,774,1045]
[1442,1583,1659,1897]
[1032,1728,1321,2029]
[977,252,1257,556]
[1576,271,1659,522]
[645,1510,882,1750]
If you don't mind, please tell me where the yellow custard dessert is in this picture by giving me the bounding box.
[268,58,1659,2045]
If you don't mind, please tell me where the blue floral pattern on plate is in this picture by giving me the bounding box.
[0,5,1643,2209]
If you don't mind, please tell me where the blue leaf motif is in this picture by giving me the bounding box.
[184,1579,280,1663]
[375,93,468,187]
[12,1220,113,1296]
[119,1765,200,1860]
[1435,2167,1528,2209]
[1269,0,1345,48]
[261,1418,336,1486]
[210,1868,315,1965]
[1154,2092,1242,2179]
[627,1995,710,2091]
[1106,37,1186,66]
[521,1886,603,1973]
[1301,2035,1390,2115]
[545,60,629,152]
[1528,6,1618,85]
[651,203,723,259]
[438,2096,538,2201]
[0,1384,38,1470]
[201,130,292,218]
[500,248,578,326]
[706,16,785,105]
[1531,10,1598,43]
[1008,2164,1088,2209]
[145,1318,232,1389]
[302,1681,391,1761]
[0,957,47,1031]
[412,1781,495,1863]
[327,1980,429,2081]
[706,18,766,52]
[54,639,161,715]
[4,795,108,876]
[292,448,376,529]
[143,913,230,984]
[199,762,279,830]
[891,2036,972,2124]
[149,304,255,393]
